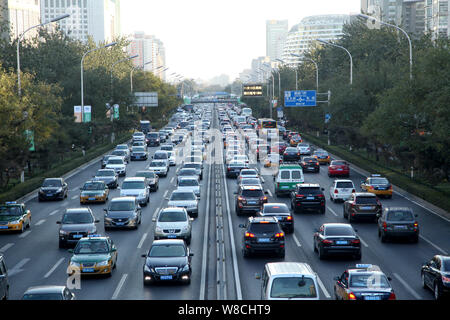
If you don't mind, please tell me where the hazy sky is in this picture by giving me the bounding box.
[121,0,361,82]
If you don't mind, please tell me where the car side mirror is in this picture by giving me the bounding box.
[264,191,269,195]
[239,224,246,228]
[387,277,392,281]
[95,220,100,223]
[56,221,61,224]
[189,253,194,257]
[141,254,147,258]
[255,273,261,280]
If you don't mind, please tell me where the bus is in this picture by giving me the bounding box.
[257,118,278,138]
[140,120,151,134]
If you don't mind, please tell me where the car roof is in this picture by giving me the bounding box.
[111,196,136,202]
[241,185,263,190]
[65,208,91,214]
[297,184,321,188]
[23,286,66,294]
[347,264,383,274]
[248,216,278,224]
[123,177,146,182]
[354,192,377,197]
[266,262,316,277]
[151,239,185,246]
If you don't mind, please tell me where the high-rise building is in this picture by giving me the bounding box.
[424,0,449,38]
[40,0,121,43]
[0,0,41,40]
[266,20,288,61]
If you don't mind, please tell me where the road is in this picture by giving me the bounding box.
[1,104,449,300]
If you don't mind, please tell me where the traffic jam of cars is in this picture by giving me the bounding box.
[0,102,448,301]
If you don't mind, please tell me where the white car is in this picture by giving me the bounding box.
[329,179,356,202]
[148,160,169,177]
[105,156,127,176]
[297,143,312,155]
[177,177,201,198]
[153,207,193,244]
[167,150,176,166]
[232,155,249,165]
[119,177,150,206]
[132,132,145,142]
[237,169,260,184]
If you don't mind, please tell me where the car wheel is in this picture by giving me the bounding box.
[186,237,191,245]
[348,213,354,223]
[243,248,250,258]
[318,246,325,260]
[59,240,65,249]
[278,250,285,259]
[411,235,419,243]
[434,282,442,300]
[313,242,318,252]
[321,207,326,214]
[421,273,427,289]
[380,232,387,243]
[236,207,242,216]
[343,207,348,219]
[20,222,25,233]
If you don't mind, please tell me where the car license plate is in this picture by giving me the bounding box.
[336,241,348,245]
[306,196,314,200]
[82,268,94,273]
[136,156,140,159]
[281,186,289,189]
[73,234,83,239]
[361,206,373,210]
[395,225,407,229]
[248,201,257,205]
[337,168,343,171]
[88,197,96,201]
[0,226,9,229]
[276,217,283,221]
[258,238,270,243]
[115,222,125,226]
[160,275,173,280]
[364,296,381,300]
[168,235,177,238]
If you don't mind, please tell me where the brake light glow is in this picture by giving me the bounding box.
[286,216,293,221]
[388,292,396,300]
[334,189,339,194]
[442,276,450,284]
[322,239,333,244]
[296,194,304,198]
[275,232,284,238]
[245,232,255,238]
[351,239,360,244]
[348,292,357,300]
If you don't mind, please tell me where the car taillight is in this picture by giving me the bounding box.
[238,196,244,201]
[316,162,319,166]
[442,276,450,284]
[322,239,333,244]
[245,232,255,238]
[286,216,293,221]
[275,232,284,238]
[351,239,360,244]
[388,292,396,300]
[317,194,324,198]
[383,222,387,231]
[413,222,418,228]
[296,194,304,198]
[348,292,357,300]
[352,189,356,193]
[334,189,339,194]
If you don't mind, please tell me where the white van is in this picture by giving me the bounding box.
[257,262,320,300]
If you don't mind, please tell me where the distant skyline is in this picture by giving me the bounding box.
[120,0,360,82]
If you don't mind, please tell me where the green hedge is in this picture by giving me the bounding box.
[0,133,131,203]
[302,132,450,213]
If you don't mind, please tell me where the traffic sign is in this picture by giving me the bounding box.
[284,90,316,107]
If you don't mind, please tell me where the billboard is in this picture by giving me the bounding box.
[134,92,158,107]
[242,84,263,97]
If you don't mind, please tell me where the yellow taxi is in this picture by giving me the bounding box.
[79,181,109,204]
[289,134,302,147]
[264,153,281,168]
[0,202,31,233]
[313,150,331,165]
[360,174,393,198]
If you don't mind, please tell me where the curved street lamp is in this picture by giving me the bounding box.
[316,39,353,85]
[289,54,319,92]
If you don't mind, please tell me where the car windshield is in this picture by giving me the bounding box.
[82,182,104,190]
[298,188,321,195]
[349,274,390,288]
[241,170,257,176]
[291,171,302,180]
[108,159,124,165]
[154,153,167,159]
[96,171,114,177]
[264,205,289,214]
[149,245,186,257]
[303,158,316,162]
[180,169,197,175]
[336,182,354,188]
[121,181,145,189]
[387,211,414,221]
[324,226,355,236]
[442,259,450,272]
[270,277,317,299]
[22,293,64,300]
[109,201,135,211]
[136,172,156,179]
[170,192,196,201]
[241,178,261,185]
[116,145,127,150]
[158,211,187,222]
[112,151,126,155]
[183,164,200,169]
[248,223,277,233]
[179,179,199,187]
[242,190,264,197]
[332,161,347,166]
[133,147,145,152]
[371,178,390,185]
[0,206,22,216]
[74,240,109,254]
[280,171,290,179]
[148,133,158,138]
[61,212,93,224]
[356,197,378,205]
[42,179,62,187]
[150,161,165,167]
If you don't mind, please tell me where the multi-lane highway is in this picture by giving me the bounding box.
[1,103,449,300]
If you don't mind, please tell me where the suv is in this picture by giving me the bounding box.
[274,165,304,197]
[38,178,68,202]
[343,193,382,222]
[0,254,9,300]
[235,185,268,216]
[258,203,294,234]
[290,184,326,214]
[239,217,285,258]
[104,197,142,230]
[153,208,193,244]
[226,161,249,178]
[377,207,419,243]
[56,208,99,248]
[105,156,127,177]
[119,177,150,207]
[146,132,160,147]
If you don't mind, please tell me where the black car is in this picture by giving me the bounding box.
[235,186,268,216]
[258,203,294,234]
[93,169,118,189]
[56,208,99,248]
[377,207,419,243]
[142,239,193,285]
[421,255,450,300]
[103,197,142,230]
[290,184,325,214]
[226,161,248,178]
[38,178,68,202]
[146,132,160,147]
[283,147,301,162]
[239,217,285,258]
[135,170,159,192]
[300,157,320,173]
[313,223,361,260]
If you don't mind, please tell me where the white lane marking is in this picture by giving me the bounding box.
[163,190,169,198]
[111,274,128,300]
[0,243,14,252]
[200,162,213,300]
[19,231,31,239]
[170,177,175,184]
[137,233,148,249]
[70,188,79,192]
[292,234,302,247]
[317,276,331,299]
[62,202,69,207]
[9,258,30,276]
[71,195,78,200]
[44,258,65,278]
[327,206,338,217]
[393,273,422,300]
[49,209,59,216]
[420,235,448,255]
[267,189,272,197]
[358,236,369,248]
[35,219,46,226]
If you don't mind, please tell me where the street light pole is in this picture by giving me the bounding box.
[317,39,353,85]
[110,54,139,103]
[290,54,319,92]
[131,60,152,93]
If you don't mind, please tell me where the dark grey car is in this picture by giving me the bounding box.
[377,207,419,243]
[22,285,75,300]
[0,254,9,300]
[38,178,68,201]
[93,169,118,189]
[57,208,99,248]
[104,197,142,230]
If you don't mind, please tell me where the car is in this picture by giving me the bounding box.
[67,235,118,277]
[328,160,350,178]
[146,132,160,147]
[167,190,199,218]
[258,203,294,233]
[360,174,393,198]
[290,183,326,214]
[0,201,31,233]
[111,149,130,163]
[101,155,115,169]
[226,150,244,164]
[167,150,177,166]
[130,146,148,161]
[273,165,304,197]
[153,208,193,244]
[158,131,168,143]
[226,161,249,178]
[239,216,285,258]
[421,255,450,300]
[177,177,201,198]
[135,170,159,192]
[22,286,75,300]
[232,154,250,165]
[283,147,301,162]
[181,162,203,180]
[329,180,356,203]
[38,178,68,201]
[297,143,311,155]
[255,144,270,161]
[256,262,320,300]
[115,144,130,155]
[289,134,302,147]
[177,168,200,184]
[152,150,170,168]
[148,160,169,177]
[104,197,142,230]
[131,141,146,150]
[313,223,362,260]
[271,142,287,155]
[132,132,146,143]
[343,193,382,222]
[119,177,150,206]
[237,169,260,185]
[299,156,320,173]
[313,150,331,165]
[79,181,109,204]
[142,239,193,285]
[238,177,263,192]
[160,144,174,152]
[105,156,127,177]
[0,254,9,300]
[334,264,396,300]
[377,207,419,243]
[235,185,268,216]
[92,169,118,189]
[57,208,99,248]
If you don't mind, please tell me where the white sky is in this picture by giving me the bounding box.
[120,0,361,82]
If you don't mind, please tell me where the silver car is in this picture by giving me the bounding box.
[105,156,127,176]
[166,190,199,218]
[177,177,201,198]
[153,208,193,244]
[119,177,150,206]
[148,160,169,177]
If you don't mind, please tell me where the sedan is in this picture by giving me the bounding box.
[328,160,350,178]
[421,255,450,300]
[283,147,301,162]
[22,286,75,300]
[38,178,68,202]
[313,223,361,260]
[258,203,294,234]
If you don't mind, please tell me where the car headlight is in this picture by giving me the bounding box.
[155,226,163,233]
[70,261,80,267]
[59,230,69,235]
[180,264,190,272]
[96,260,110,267]
[9,220,21,225]
[56,188,63,193]
[139,192,146,198]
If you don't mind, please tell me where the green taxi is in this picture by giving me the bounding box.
[0,202,31,233]
[68,235,117,277]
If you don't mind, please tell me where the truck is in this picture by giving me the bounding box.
[139,120,151,134]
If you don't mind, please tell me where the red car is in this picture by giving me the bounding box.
[328,160,350,177]
[271,142,287,155]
